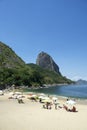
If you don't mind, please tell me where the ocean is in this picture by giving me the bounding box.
[25,84,87,99]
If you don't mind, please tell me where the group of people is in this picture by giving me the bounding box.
[42,99,60,110]
[9,92,77,112]
[42,99,77,112]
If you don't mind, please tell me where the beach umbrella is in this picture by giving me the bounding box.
[14,92,22,95]
[43,97,50,100]
[66,100,76,105]
[9,92,14,95]
[31,94,37,97]
[39,93,45,96]
[42,99,52,103]
[38,96,45,99]
[27,94,36,99]
[17,95,23,99]
[52,97,58,101]
[0,90,4,95]
[41,96,51,103]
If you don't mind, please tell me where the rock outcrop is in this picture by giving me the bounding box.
[36,51,61,74]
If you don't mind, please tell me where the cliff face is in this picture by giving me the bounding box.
[36,52,61,75]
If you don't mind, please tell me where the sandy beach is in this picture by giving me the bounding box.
[0,92,87,130]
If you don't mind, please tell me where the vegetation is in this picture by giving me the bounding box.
[0,42,73,89]
[0,41,25,68]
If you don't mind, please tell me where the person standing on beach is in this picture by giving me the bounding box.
[54,100,58,110]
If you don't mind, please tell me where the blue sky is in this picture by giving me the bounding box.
[0,0,87,80]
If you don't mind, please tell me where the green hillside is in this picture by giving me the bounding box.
[27,63,73,85]
[0,41,25,68]
[0,41,73,89]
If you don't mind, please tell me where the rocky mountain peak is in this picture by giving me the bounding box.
[36,51,61,74]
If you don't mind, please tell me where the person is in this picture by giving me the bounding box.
[71,106,77,112]
[63,104,77,112]
[54,100,59,110]
[63,104,69,111]
[17,97,24,103]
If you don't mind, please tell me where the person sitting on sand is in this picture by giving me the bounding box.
[70,106,77,112]
[17,97,24,103]
[63,104,78,112]
[63,104,69,111]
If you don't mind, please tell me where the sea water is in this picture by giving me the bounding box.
[26,84,87,99]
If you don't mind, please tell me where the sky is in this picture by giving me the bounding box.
[0,0,87,81]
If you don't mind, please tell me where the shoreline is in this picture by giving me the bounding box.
[3,87,87,104]
[3,84,87,100]
[1,89,87,105]
[18,84,87,100]
[8,89,87,105]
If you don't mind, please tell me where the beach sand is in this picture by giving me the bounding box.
[0,93,87,130]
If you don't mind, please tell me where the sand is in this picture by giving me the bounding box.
[0,92,87,130]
